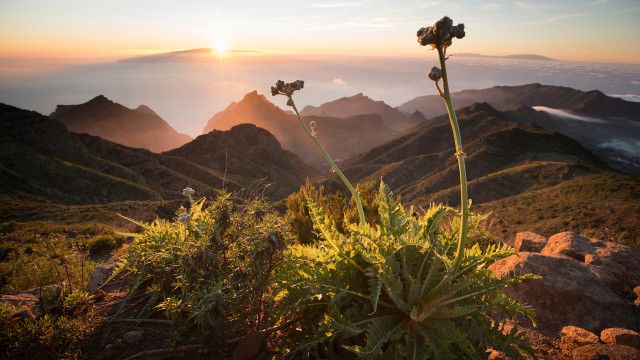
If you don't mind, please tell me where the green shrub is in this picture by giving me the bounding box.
[120,191,290,354]
[87,234,123,256]
[273,184,536,358]
[1,314,93,359]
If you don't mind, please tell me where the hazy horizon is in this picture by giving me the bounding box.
[1,50,639,136]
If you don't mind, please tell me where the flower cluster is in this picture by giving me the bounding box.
[182,187,195,197]
[417,16,465,49]
[270,80,304,97]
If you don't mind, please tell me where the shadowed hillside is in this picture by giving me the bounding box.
[322,102,640,243]
[397,83,640,120]
[166,124,317,199]
[202,91,397,169]
[0,103,312,205]
[50,95,192,152]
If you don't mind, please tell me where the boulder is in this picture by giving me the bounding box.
[600,328,640,349]
[87,263,116,291]
[560,326,599,357]
[489,251,640,336]
[541,232,598,261]
[572,344,640,360]
[514,231,547,252]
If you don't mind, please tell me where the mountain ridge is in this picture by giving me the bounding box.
[50,95,192,152]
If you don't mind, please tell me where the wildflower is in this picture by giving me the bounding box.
[182,187,195,197]
[427,66,442,81]
[179,212,190,223]
[270,80,305,101]
[309,121,317,137]
[417,16,465,49]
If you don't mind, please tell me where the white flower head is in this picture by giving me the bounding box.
[179,212,191,223]
[182,187,195,197]
[309,121,317,137]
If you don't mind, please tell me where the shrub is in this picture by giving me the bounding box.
[1,314,94,359]
[272,183,536,358]
[120,191,290,355]
[87,234,123,256]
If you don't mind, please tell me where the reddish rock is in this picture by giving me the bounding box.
[541,232,598,261]
[514,231,547,252]
[572,343,640,360]
[600,328,640,349]
[560,326,599,356]
[490,252,639,336]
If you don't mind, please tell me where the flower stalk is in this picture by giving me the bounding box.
[270,80,366,224]
[418,16,468,273]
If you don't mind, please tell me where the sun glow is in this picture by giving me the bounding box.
[212,38,228,54]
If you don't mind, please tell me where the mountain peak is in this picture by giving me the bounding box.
[135,105,157,115]
[87,94,113,105]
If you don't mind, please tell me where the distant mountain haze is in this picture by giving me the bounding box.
[397,83,640,121]
[202,91,397,169]
[301,93,418,131]
[398,83,640,177]
[50,95,192,152]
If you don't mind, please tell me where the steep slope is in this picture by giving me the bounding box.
[166,124,317,199]
[202,91,396,169]
[505,106,640,177]
[301,93,417,130]
[0,103,311,205]
[324,102,640,242]
[398,83,640,121]
[50,95,192,152]
[398,84,640,177]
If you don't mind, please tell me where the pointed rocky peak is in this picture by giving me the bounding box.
[460,102,500,117]
[135,105,157,115]
[409,110,427,123]
[87,94,113,105]
[202,91,288,134]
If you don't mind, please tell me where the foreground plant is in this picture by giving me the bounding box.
[271,16,537,359]
[271,80,366,224]
[119,190,289,356]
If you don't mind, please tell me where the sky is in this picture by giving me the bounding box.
[1,0,640,64]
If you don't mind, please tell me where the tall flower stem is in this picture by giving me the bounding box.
[437,47,469,273]
[288,96,366,224]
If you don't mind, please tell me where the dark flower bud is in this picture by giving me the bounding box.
[286,99,294,107]
[452,23,465,39]
[292,80,305,90]
[417,16,465,49]
[428,66,442,81]
[271,80,306,97]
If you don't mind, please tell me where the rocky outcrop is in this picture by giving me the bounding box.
[489,231,640,337]
[514,231,547,252]
[600,328,640,349]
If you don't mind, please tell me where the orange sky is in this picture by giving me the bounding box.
[1,0,640,64]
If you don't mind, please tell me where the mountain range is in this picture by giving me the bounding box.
[301,92,418,130]
[2,82,639,243]
[324,102,640,242]
[0,103,313,205]
[50,95,192,152]
[397,83,640,176]
[203,91,396,169]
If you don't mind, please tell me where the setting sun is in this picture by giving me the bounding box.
[212,38,228,54]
